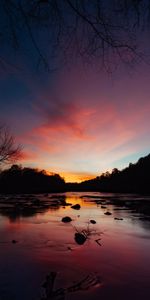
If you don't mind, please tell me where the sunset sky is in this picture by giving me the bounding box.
[1,2,150,182]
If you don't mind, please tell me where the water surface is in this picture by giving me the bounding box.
[0,192,150,299]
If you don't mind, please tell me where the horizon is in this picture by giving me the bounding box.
[20,150,150,182]
[3,151,149,183]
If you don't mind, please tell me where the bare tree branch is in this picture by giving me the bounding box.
[0,0,149,72]
[0,125,22,165]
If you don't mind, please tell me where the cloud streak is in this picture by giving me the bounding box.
[6,63,150,181]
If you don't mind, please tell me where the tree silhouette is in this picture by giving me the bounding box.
[0,0,149,72]
[0,125,22,165]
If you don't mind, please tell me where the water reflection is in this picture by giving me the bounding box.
[0,192,150,300]
[41,271,102,300]
[0,194,67,223]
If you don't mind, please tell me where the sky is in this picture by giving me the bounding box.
[1,1,150,182]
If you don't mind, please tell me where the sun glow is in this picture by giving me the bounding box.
[60,172,96,183]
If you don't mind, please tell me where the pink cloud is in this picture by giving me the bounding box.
[19,98,150,166]
[12,63,150,177]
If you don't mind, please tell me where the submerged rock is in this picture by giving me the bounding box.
[62,216,72,223]
[139,216,150,221]
[101,205,107,209]
[71,204,81,210]
[12,239,18,244]
[114,217,123,220]
[41,271,102,298]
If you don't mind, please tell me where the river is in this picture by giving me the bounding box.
[0,192,150,300]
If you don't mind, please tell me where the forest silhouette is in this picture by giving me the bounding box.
[0,165,65,193]
[0,153,150,194]
[68,153,150,194]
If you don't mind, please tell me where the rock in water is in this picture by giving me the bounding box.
[62,216,72,223]
[74,232,86,245]
[71,204,81,210]
[101,205,107,209]
[90,220,96,224]
[104,211,112,215]
[12,240,18,244]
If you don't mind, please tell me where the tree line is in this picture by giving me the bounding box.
[0,124,150,194]
[0,165,65,193]
[67,154,150,194]
[0,153,150,194]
